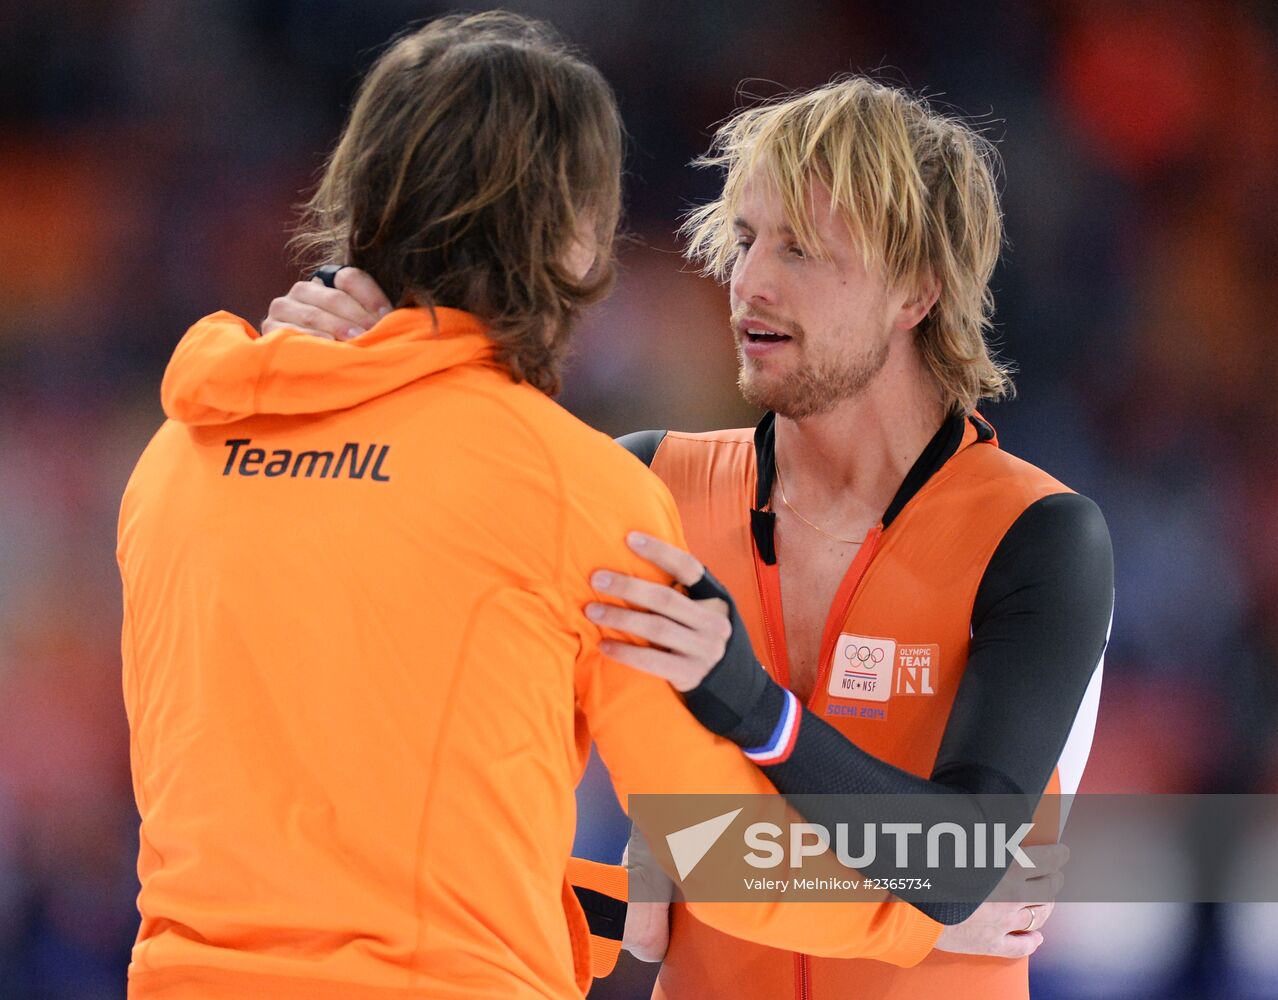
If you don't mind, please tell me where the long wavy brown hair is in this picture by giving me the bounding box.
[292,12,622,395]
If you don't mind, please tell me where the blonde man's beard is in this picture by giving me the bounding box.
[738,337,890,419]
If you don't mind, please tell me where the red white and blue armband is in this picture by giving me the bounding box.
[743,688,802,765]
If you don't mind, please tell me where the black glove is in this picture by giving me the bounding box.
[683,568,789,749]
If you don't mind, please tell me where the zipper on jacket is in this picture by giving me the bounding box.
[806,523,884,707]
[752,555,791,685]
[752,490,885,1000]
[794,952,811,1000]
[771,524,884,1000]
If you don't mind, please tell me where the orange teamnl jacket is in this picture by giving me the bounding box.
[118,307,942,1000]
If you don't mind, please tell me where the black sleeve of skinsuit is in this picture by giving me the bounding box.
[615,430,668,467]
[682,492,1115,924]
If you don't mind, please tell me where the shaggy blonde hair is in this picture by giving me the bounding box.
[683,76,1013,413]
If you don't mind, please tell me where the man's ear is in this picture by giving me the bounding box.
[897,274,941,332]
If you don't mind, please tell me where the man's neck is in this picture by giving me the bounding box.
[773,352,947,524]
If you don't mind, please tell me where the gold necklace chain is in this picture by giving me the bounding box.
[774,460,864,545]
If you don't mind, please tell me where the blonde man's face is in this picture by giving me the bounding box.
[727,171,920,419]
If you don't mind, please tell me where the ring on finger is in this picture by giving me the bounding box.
[1020,905,1039,933]
[311,264,351,288]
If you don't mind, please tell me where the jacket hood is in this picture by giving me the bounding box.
[161,307,495,425]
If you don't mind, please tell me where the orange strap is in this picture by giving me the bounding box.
[565,856,628,980]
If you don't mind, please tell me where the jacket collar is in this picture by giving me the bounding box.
[750,410,996,565]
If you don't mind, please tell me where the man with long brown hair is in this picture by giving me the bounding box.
[115,14,1020,1000]
[281,70,1113,1000]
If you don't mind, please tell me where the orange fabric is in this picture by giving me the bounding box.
[648,424,1070,1000]
[119,309,940,1000]
[563,858,626,979]
[585,938,622,984]
[565,857,629,903]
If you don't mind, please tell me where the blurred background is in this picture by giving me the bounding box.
[2,0,1276,997]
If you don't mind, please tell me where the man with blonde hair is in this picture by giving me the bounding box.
[272,73,1113,999]
[589,76,1114,999]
